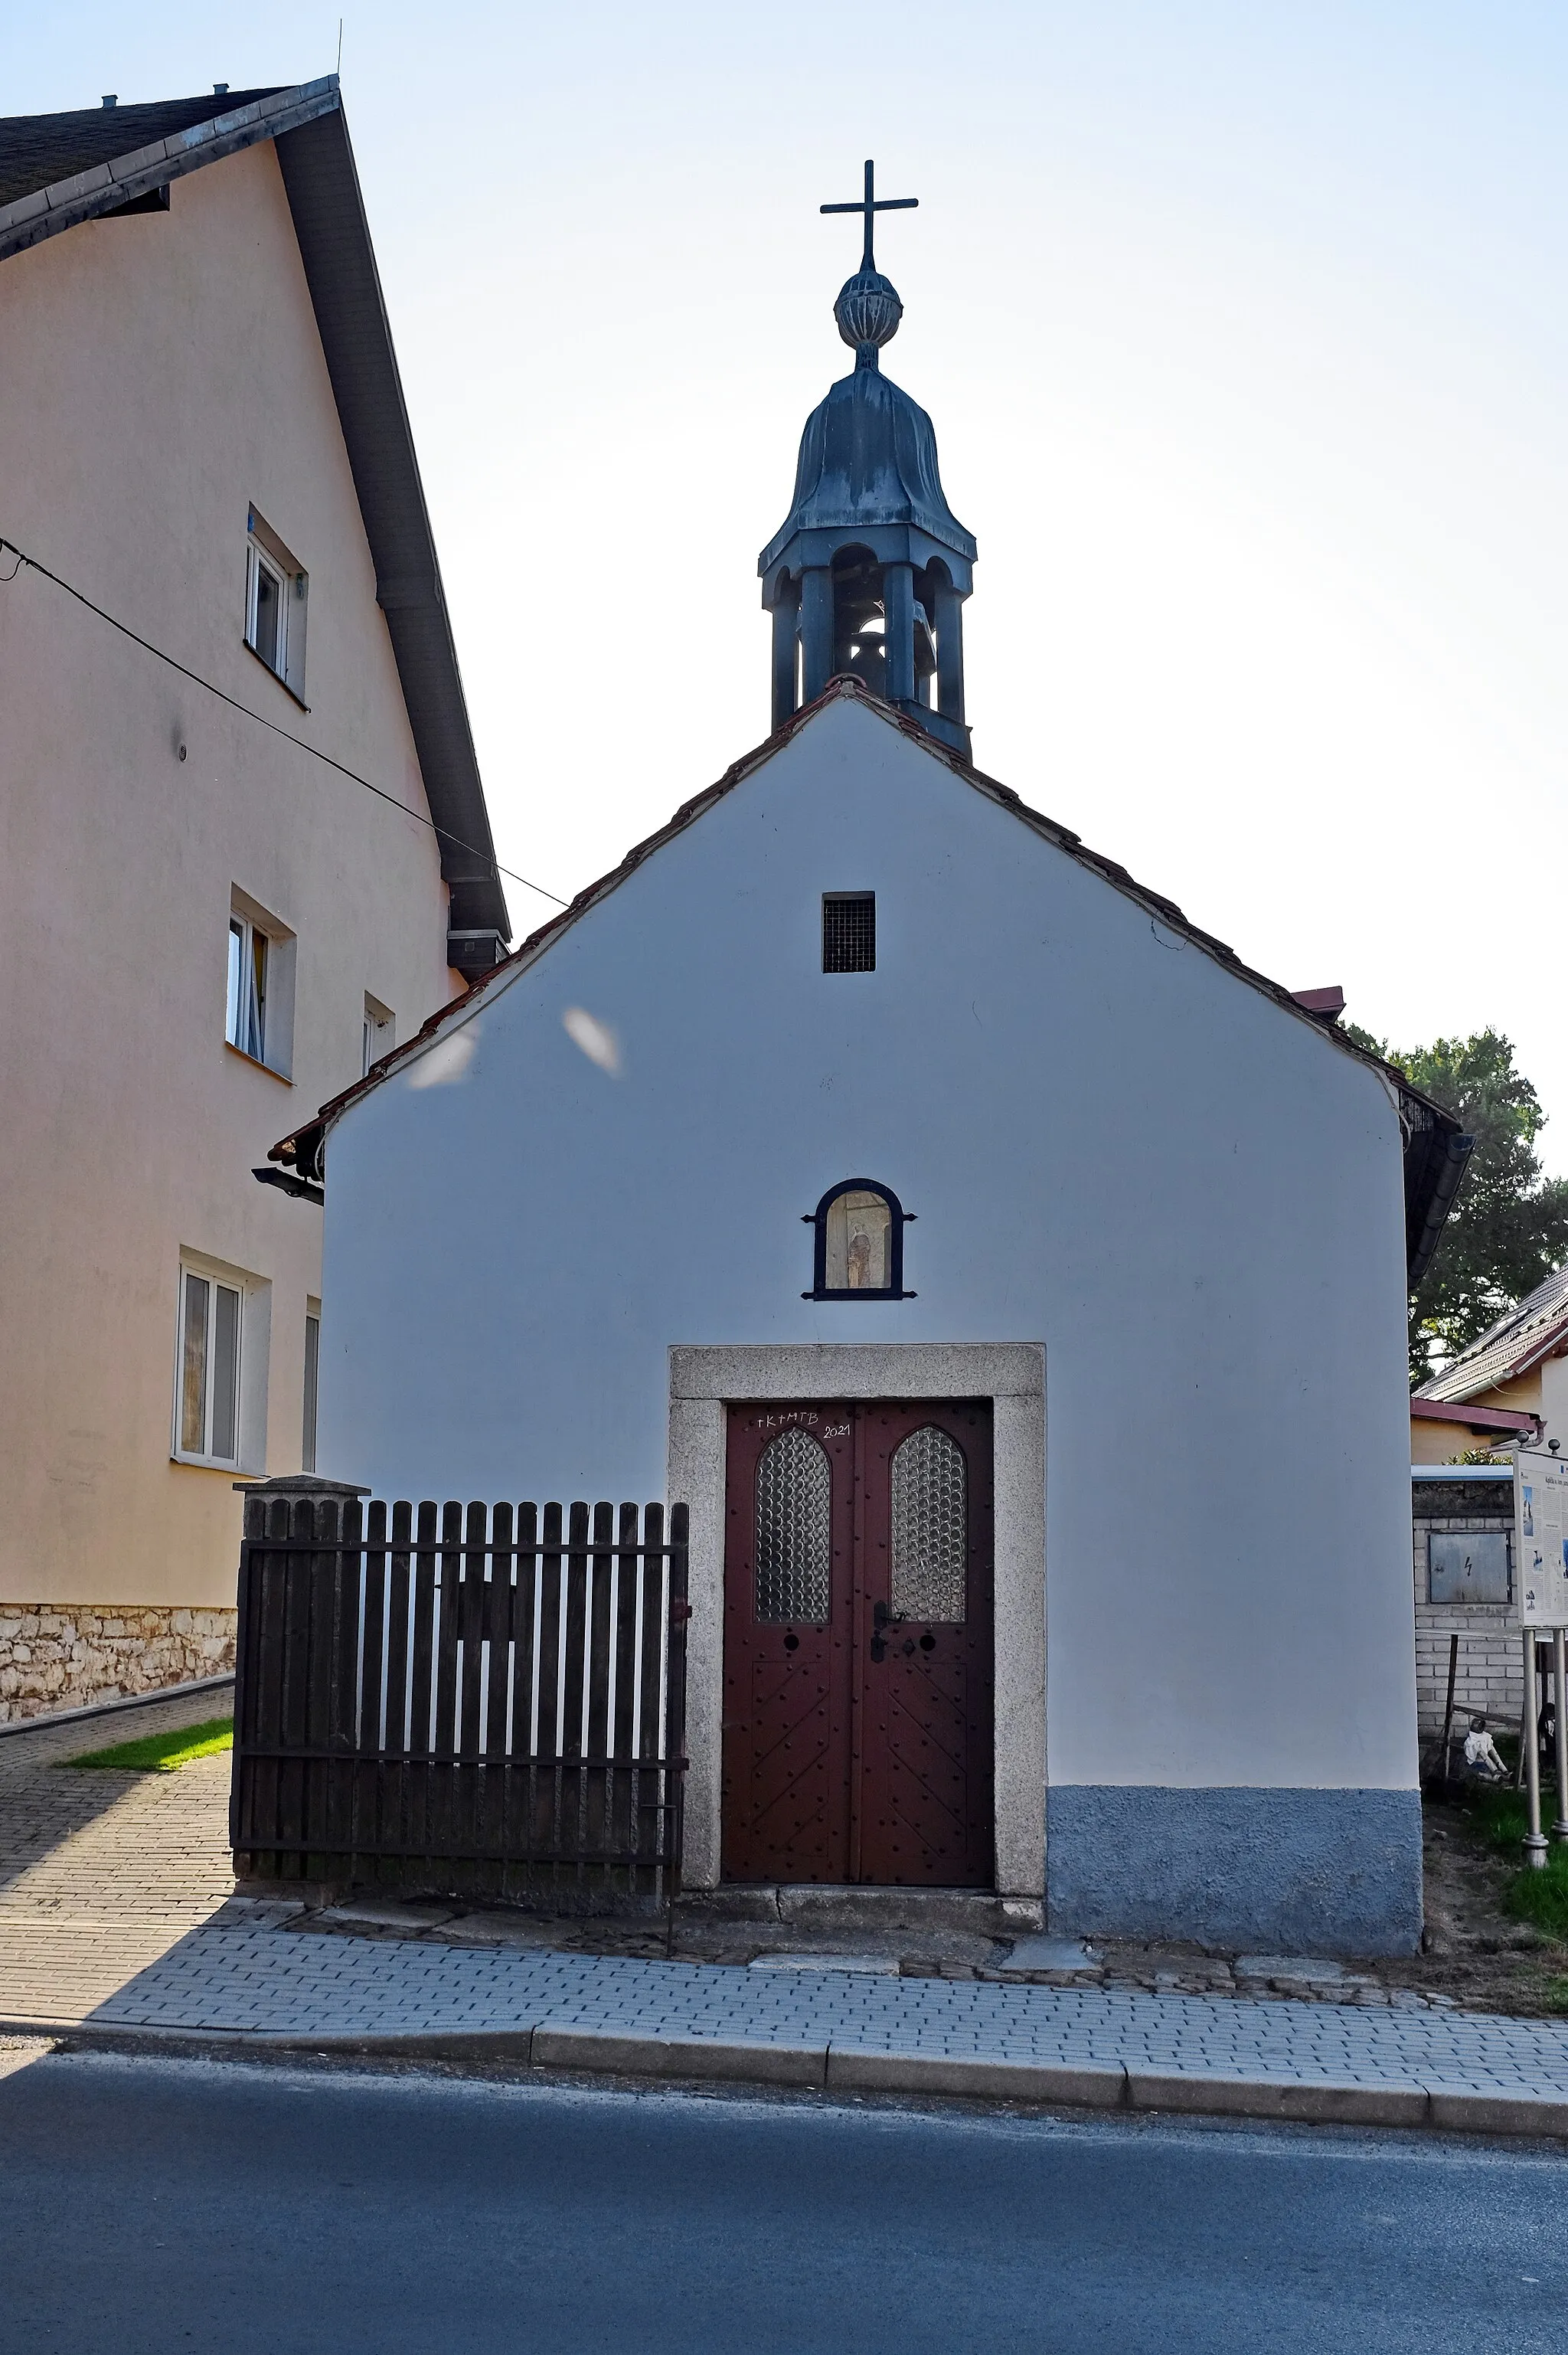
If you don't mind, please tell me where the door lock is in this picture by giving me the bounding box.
[870,1598,900,1662]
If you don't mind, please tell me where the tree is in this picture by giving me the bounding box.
[1344,1027,1568,1385]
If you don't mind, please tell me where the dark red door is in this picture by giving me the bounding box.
[721,1399,994,1887]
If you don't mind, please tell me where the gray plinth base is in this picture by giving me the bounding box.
[1045,1786,1423,1958]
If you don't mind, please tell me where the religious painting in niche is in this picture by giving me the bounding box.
[827,1190,890,1291]
[755,1428,831,1622]
[805,1178,912,1300]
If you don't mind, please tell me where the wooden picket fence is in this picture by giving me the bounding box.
[230,1489,688,1908]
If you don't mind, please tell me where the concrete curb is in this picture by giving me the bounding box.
[533,2026,828,2088]
[1125,2070,1429,2129]
[6,2015,1567,2137]
[825,2047,1127,2107]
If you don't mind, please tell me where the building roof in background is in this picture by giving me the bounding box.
[0,80,508,945]
[266,675,1468,1284]
[1415,1265,1568,1404]
[1410,1397,1540,1437]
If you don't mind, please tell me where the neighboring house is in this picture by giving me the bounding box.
[1410,1396,1538,1465]
[0,81,508,1719]
[1413,1267,1568,1452]
[266,228,1465,1956]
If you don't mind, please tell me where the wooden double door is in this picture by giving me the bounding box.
[721,1398,994,1886]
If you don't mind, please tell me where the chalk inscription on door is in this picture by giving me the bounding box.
[721,1399,995,1886]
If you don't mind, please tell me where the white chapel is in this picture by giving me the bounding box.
[270,168,1466,1955]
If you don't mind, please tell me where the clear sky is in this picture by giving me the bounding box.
[6,5,1567,1159]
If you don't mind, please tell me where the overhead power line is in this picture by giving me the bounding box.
[0,532,567,910]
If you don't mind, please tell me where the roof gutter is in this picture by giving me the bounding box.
[1406,1125,1475,1294]
[270,106,509,952]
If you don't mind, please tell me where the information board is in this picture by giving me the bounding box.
[1514,1449,1568,1627]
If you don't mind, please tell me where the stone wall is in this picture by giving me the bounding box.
[0,1605,236,1725]
[1413,1480,1521,1737]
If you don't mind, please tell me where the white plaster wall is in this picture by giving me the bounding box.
[0,142,460,1605]
[1537,1356,1568,1451]
[319,694,1418,1795]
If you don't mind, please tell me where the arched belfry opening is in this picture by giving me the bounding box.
[759,162,976,755]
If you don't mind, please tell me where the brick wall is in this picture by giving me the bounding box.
[1413,1480,1521,1735]
[0,1605,236,1725]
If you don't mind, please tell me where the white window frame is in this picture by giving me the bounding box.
[226,888,296,1079]
[227,911,268,1063]
[244,507,309,702]
[362,994,395,1078]
[302,1299,322,1475]
[173,1255,270,1473]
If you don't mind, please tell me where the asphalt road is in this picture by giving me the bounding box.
[2,2045,1565,2353]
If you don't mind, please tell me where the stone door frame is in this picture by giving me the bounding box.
[668,1343,1045,1895]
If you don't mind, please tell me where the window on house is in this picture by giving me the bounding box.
[176,1267,243,1464]
[244,508,308,700]
[823,892,876,973]
[226,891,296,1077]
[175,1257,269,1470]
[362,995,394,1077]
[302,1302,321,1474]
[227,913,267,1061]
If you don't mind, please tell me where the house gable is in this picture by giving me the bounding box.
[0,80,507,954]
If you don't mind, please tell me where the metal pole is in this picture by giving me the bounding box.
[1434,1630,1459,1790]
[1522,1628,1548,1868]
[1553,1627,1568,1845]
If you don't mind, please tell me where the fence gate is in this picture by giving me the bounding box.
[230,1486,688,1906]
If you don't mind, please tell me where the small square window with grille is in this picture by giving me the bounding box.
[822,892,876,973]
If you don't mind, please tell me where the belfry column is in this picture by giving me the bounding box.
[800,567,835,702]
[882,562,916,704]
[933,577,965,724]
[770,583,800,729]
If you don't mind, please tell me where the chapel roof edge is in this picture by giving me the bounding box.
[267,676,1460,1256]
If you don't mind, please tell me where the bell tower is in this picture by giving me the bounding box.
[759,162,977,756]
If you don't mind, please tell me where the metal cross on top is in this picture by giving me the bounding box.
[821,159,917,275]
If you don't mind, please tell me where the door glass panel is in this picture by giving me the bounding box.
[890,1425,967,1622]
[755,1428,831,1622]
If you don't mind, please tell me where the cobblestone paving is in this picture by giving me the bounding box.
[0,1686,235,2026]
[5,1686,1568,2108]
[80,1925,1568,2102]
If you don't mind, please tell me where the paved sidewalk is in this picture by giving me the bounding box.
[10,1915,1562,2136]
[6,1689,1568,2135]
[0,1685,235,2023]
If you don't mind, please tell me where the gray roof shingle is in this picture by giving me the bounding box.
[0,91,282,209]
[1416,1264,1568,1402]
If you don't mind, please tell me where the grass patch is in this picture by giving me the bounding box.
[1461,1784,1532,1851]
[1507,1861,1568,1939]
[1455,1781,1568,1938]
[61,1716,233,1773]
